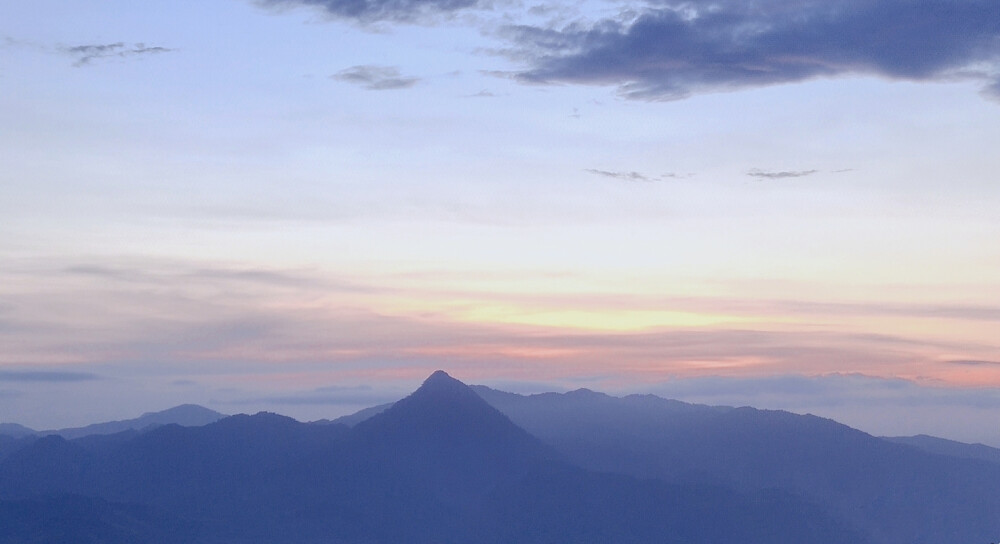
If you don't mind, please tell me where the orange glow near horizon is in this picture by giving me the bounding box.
[3,261,999,389]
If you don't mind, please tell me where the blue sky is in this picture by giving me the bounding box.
[2,0,1000,444]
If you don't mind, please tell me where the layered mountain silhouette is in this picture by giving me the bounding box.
[2,371,998,543]
[0,424,35,440]
[5,404,227,441]
[0,371,864,543]
[470,385,1000,544]
[883,434,1000,465]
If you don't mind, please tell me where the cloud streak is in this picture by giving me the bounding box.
[260,0,485,23]
[585,168,693,182]
[63,42,173,66]
[332,65,420,90]
[947,360,1000,366]
[0,371,100,383]
[508,0,1000,101]
[585,168,653,182]
[4,259,999,395]
[747,169,819,179]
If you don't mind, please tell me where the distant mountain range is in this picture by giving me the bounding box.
[882,434,1000,465]
[2,372,999,543]
[2,404,226,440]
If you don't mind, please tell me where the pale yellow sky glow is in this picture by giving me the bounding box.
[4,259,997,391]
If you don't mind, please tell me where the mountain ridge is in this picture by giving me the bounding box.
[467,384,1000,544]
[3,373,1000,543]
[882,433,1000,464]
[0,371,863,544]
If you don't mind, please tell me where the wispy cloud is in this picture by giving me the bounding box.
[63,263,341,290]
[259,0,486,24]
[585,168,654,182]
[332,65,420,90]
[508,0,1000,101]
[4,259,999,395]
[465,89,498,98]
[62,42,173,67]
[747,169,819,179]
[477,291,1000,324]
[661,172,695,179]
[585,169,694,182]
[0,371,100,383]
[2,35,47,53]
[947,360,1000,366]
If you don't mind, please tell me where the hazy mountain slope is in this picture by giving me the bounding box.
[0,435,93,498]
[883,434,1000,464]
[472,386,733,479]
[471,386,1000,544]
[45,404,226,439]
[0,404,227,467]
[480,462,863,544]
[0,372,861,544]
[0,424,35,439]
[321,371,862,544]
[0,495,178,544]
[328,402,393,427]
[0,436,26,465]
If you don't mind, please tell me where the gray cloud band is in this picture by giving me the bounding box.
[65,42,172,66]
[0,371,100,383]
[508,0,1000,101]
[260,0,484,23]
[332,65,420,90]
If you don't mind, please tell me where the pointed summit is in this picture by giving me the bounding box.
[406,370,484,405]
[422,369,457,386]
[426,369,452,381]
[352,371,554,498]
[418,370,464,392]
[354,370,549,458]
[358,371,510,437]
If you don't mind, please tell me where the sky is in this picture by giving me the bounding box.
[2,0,1000,444]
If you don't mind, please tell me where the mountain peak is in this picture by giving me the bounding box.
[351,371,554,495]
[394,370,489,413]
[355,370,542,451]
[427,369,452,380]
[413,370,472,396]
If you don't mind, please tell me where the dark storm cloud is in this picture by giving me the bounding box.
[747,169,819,179]
[332,65,420,90]
[260,0,485,23]
[63,42,173,66]
[0,371,101,383]
[509,0,1000,100]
